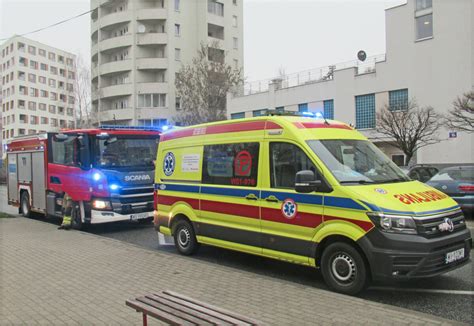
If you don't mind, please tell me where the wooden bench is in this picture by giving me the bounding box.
[126,290,261,326]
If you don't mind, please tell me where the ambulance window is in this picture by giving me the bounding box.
[270,142,317,189]
[202,143,259,187]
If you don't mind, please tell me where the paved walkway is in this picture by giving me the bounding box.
[0,217,463,325]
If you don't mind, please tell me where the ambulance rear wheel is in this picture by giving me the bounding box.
[20,191,31,218]
[321,242,368,295]
[174,220,199,255]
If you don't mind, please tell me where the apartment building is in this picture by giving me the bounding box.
[91,0,243,127]
[0,36,77,155]
[227,0,473,166]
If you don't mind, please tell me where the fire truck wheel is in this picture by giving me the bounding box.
[173,219,199,256]
[20,191,32,218]
[321,242,369,295]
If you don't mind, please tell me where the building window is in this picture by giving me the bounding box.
[391,154,406,167]
[203,143,259,187]
[355,94,376,129]
[298,103,308,113]
[175,24,181,36]
[39,49,46,56]
[233,37,238,49]
[175,97,181,110]
[415,0,432,11]
[175,48,181,61]
[232,15,238,27]
[231,112,245,119]
[28,45,36,55]
[415,14,433,40]
[389,89,409,111]
[252,109,267,117]
[174,0,180,11]
[323,99,334,119]
[138,93,166,108]
[208,0,224,16]
[48,52,56,61]
[233,0,237,5]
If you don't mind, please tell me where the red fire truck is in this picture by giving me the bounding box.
[6,126,160,229]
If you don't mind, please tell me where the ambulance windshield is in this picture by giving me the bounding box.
[308,139,409,184]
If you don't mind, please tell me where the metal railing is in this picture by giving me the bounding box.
[232,54,386,97]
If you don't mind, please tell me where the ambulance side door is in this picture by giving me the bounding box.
[260,141,326,265]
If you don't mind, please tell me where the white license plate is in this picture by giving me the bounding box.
[130,213,149,221]
[445,248,465,264]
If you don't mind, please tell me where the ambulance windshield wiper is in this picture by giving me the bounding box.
[339,180,375,184]
[377,178,409,184]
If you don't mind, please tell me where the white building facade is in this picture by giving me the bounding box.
[0,36,77,155]
[227,0,473,166]
[91,0,243,127]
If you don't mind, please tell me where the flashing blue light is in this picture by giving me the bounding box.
[93,172,102,181]
[302,112,316,117]
[314,112,324,118]
[161,125,170,131]
[109,184,119,191]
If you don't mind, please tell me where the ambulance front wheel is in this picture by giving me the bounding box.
[321,242,369,295]
[173,219,199,255]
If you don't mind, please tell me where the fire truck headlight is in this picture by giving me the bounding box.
[92,199,112,210]
[93,172,102,181]
[109,184,119,191]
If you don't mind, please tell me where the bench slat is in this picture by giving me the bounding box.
[157,292,256,326]
[143,294,232,326]
[137,296,215,326]
[163,290,260,325]
[126,299,193,326]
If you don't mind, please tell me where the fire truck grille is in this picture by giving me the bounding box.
[111,186,154,214]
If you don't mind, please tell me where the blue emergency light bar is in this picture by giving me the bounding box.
[99,125,168,132]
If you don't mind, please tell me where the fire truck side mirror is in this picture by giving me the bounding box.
[78,135,91,170]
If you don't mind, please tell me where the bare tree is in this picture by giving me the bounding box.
[175,42,243,125]
[445,91,474,133]
[73,55,93,128]
[376,100,442,165]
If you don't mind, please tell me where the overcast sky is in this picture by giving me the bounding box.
[0,0,405,82]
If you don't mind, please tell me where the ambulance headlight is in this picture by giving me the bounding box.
[367,212,417,234]
[93,172,102,181]
[92,199,112,210]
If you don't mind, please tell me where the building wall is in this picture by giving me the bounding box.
[0,36,77,153]
[91,0,243,127]
[227,0,473,165]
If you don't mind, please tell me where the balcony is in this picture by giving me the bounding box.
[101,83,133,99]
[136,58,168,70]
[99,10,131,29]
[136,33,167,46]
[99,59,132,76]
[137,82,168,94]
[99,34,132,52]
[136,8,167,20]
[99,108,135,122]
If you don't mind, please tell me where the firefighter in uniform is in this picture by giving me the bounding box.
[58,193,73,230]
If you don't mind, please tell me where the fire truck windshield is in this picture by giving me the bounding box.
[94,137,158,169]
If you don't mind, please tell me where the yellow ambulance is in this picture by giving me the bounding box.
[154,114,471,294]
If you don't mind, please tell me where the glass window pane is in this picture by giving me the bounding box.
[416,14,433,40]
[203,143,259,187]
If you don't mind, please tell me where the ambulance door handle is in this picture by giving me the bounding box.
[264,195,279,203]
[245,193,258,201]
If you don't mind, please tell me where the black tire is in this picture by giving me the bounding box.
[321,242,369,295]
[71,203,84,230]
[20,191,32,218]
[173,220,199,255]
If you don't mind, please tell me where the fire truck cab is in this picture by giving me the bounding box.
[6,126,160,229]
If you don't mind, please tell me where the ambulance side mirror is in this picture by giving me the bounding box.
[77,135,91,170]
[295,170,322,193]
